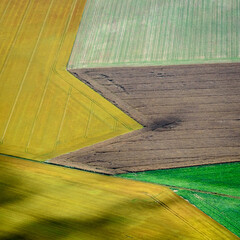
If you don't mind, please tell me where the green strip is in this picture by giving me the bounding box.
[118,162,240,197]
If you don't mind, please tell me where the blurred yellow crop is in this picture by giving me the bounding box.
[0,0,142,161]
[0,155,237,239]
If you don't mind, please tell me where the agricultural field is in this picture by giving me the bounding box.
[1,155,238,239]
[175,190,240,237]
[118,162,240,237]
[1,0,240,238]
[69,0,240,69]
[55,0,240,174]
[52,63,240,173]
[0,0,141,161]
[118,162,240,196]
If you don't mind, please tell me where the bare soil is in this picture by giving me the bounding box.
[50,63,240,174]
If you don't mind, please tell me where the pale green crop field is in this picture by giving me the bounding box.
[69,0,240,69]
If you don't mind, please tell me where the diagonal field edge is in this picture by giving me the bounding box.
[0,0,141,161]
[50,0,240,174]
[50,63,240,174]
[1,155,239,239]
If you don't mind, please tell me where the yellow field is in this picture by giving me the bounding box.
[0,0,142,161]
[0,155,237,239]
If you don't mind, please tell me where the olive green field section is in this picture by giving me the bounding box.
[118,162,240,237]
[68,0,240,69]
[0,0,141,161]
[1,155,238,240]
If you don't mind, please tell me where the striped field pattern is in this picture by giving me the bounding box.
[1,1,240,238]
[69,0,240,69]
[55,63,240,174]
[118,162,240,236]
[0,0,141,161]
[0,155,239,239]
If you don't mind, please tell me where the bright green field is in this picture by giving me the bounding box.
[174,190,240,237]
[69,0,240,69]
[118,162,240,196]
[118,162,240,237]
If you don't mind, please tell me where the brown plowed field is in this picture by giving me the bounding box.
[50,63,240,174]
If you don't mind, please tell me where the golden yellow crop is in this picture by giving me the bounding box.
[0,155,237,239]
[0,0,142,161]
